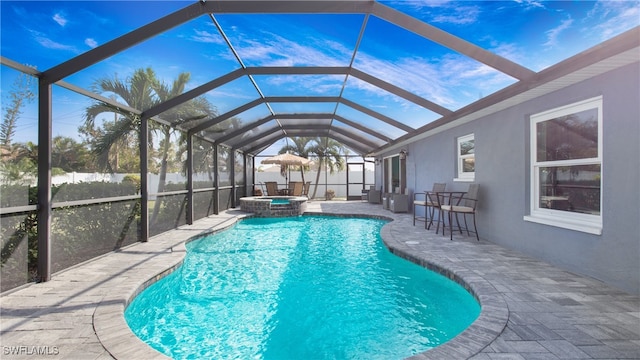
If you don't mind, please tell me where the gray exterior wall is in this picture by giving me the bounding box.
[376,62,640,294]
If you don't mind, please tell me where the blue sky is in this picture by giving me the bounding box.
[1,0,638,154]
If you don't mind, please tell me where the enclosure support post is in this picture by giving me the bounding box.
[230,149,236,208]
[242,152,254,196]
[186,133,193,225]
[37,80,52,282]
[140,116,149,242]
[213,145,219,215]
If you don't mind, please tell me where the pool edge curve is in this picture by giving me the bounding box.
[94,211,508,360]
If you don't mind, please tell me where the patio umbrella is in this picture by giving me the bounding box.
[262,153,314,185]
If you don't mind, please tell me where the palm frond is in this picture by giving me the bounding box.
[83,102,134,129]
[91,117,137,170]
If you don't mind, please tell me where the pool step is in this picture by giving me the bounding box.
[269,203,303,217]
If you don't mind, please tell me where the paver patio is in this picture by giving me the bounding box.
[1,201,639,359]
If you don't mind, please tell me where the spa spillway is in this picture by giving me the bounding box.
[239,196,308,217]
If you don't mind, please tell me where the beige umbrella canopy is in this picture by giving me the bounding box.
[262,153,313,184]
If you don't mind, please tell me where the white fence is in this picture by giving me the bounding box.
[254,169,374,198]
[48,169,375,199]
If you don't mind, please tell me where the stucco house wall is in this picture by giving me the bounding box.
[376,62,640,294]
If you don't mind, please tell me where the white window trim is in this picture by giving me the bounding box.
[455,134,475,182]
[524,96,603,235]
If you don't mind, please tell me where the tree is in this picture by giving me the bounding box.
[0,142,37,185]
[277,137,314,183]
[277,137,347,199]
[83,68,157,173]
[51,136,93,172]
[79,116,144,174]
[307,137,347,199]
[1,72,36,147]
[0,71,37,185]
[179,117,242,181]
[83,68,217,225]
[189,138,215,181]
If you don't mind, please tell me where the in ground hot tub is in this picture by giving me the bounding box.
[239,196,308,217]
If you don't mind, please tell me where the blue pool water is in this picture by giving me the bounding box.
[125,216,480,359]
[270,198,290,205]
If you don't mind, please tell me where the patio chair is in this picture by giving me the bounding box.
[265,181,279,196]
[389,188,410,213]
[302,181,311,197]
[441,184,480,241]
[413,183,446,229]
[367,186,381,204]
[361,188,369,202]
[286,181,295,195]
[289,181,304,196]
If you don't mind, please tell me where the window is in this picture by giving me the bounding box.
[456,134,475,181]
[524,96,602,234]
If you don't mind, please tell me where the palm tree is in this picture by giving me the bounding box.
[308,137,347,199]
[84,67,216,225]
[84,68,156,172]
[179,117,241,182]
[277,137,314,184]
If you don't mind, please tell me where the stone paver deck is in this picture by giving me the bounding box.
[1,201,639,359]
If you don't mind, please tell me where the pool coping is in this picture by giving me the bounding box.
[378,218,508,359]
[94,211,508,359]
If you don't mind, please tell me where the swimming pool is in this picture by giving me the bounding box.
[125,215,480,359]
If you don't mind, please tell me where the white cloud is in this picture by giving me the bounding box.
[35,36,77,52]
[512,0,546,10]
[491,42,523,63]
[588,1,640,40]
[208,88,256,101]
[354,53,454,106]
[431,5,481,25]
[385,0,481,25]
[217,14,515,111]
[192,29,224,44]
[85,38,98,48]
[28,29,76,52]
[53,12,67,27]
[230,33,350,67]
[263,75,344,95]
[351,48,516,110]
[543,17,574,48]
